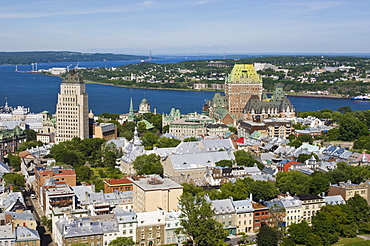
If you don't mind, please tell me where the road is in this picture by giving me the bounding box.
[226,234,257,246]
[23,190,54,246]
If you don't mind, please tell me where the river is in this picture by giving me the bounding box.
[0,57,369,115]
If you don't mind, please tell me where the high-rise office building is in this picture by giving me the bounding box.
[225,64,263,119]
[55,71,89,143]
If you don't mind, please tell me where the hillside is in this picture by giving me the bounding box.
[0,51,147,64]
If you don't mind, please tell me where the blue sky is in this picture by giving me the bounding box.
[1,0,369,55]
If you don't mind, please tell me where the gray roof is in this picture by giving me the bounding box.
[0,224,15,240]
[133,176,183,191]
[232,199,253,213]
[15,227,40,241]
[113,208,137,224]
[323,195,346,205]
[211,199,236,214]
[169,151,235,170]
[5,211,35,221]
[56,216,119,238]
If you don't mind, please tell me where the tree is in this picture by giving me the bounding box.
[176,193,227,246]
[3,173,25,191]
[157,137,181,148]
[184,137,198,142]
[338,106,352,114]
[41,215,52,232]
[296,134,313,144]
[7,153,21,171]
[215,159,233,168]
[24,129,37,141]
[250,180,279,202]
[288,220,313,245]
[276,171,311,195]
[228,126,237,134]
[108,237,135,246]
[256,225,279,246]
[309,171,331,195]
[234,150,260,167]
[132,154,163,175]
[141,132,160,150]
[346,194,370,222]
[75,166,93,182]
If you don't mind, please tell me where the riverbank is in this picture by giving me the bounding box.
[286,93,348,99]
[83,80,225,93]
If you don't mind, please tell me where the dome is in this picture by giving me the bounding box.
[140,98,148,105]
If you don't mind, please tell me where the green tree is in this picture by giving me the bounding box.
[41,215,52,232]
[108,237,135,246]
[311,205,344,245]
[17,140,43,152]
[256,225,279,246]
[309,171,331,195]
[276,171,311,195]
[176,193,227,246]
[103,151,117,168]
[141,132,160,150]
[296,134,313,144]
[288,139,302,148]
[215,160,233,168]
[184,137,198,142]
[24,129,37,141]
[132,154,163,175]
[288,220,313,245]
[250,180,279,202]
[337,114,368,141]
[157,137,181,148]
[346,194,370,222]
[75,166,93,182]
[228,126,237,134]
[338,106,352,114]
[3,173,25,191]
[7,153,21,171]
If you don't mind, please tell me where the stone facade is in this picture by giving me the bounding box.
[55,71,89,143]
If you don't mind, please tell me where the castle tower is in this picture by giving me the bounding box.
[225,64,262,119]
[55,70,89,143]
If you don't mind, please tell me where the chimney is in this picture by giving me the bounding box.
[249,193,252,201]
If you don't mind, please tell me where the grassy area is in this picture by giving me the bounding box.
[332,237,366,246]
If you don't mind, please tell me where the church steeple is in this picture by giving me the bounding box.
[127,97,135,121]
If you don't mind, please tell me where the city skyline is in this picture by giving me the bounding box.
[1,0,370,55]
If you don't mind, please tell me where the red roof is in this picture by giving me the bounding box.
[236,137,244,143]
[40,169,76,176]
[104,178,133,185]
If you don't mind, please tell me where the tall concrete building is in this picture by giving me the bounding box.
[225,64,263,119]
[55,71,89,143]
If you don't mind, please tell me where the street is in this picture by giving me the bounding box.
[23,190,54,246]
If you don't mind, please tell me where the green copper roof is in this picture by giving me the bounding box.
[226,64,261,83]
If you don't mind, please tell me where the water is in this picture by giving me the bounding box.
[0,57,369,115]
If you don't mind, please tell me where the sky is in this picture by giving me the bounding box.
[1,0,370,55]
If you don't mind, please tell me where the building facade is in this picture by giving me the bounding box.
[225,64,263,119]
[55,71,89,143]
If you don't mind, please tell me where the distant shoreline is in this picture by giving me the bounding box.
[84,80,224,92]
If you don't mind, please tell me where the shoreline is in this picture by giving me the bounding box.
[84,80,224,92]
[86,81,351,99]
[40,72,352,99]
